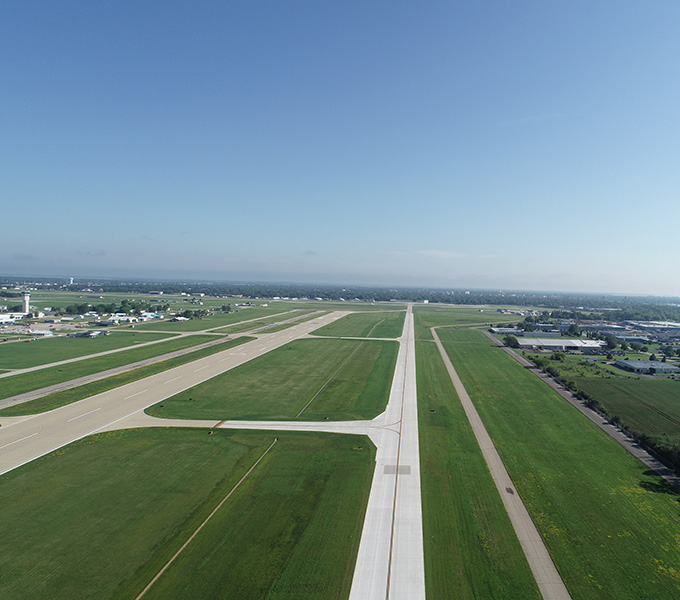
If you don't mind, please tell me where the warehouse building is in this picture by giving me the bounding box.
[518,338,606,351]
[614,360,680,374]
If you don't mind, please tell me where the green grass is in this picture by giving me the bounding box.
[413,305,518,340]
[576,378,680,437]
[0,337,253,416]
[416,341,541,599]
[439,327,680,599]
[0,428,374,600]
[0,334,221,401]
[0,331,175,369]
[311,311,405,338]
[147,338,398,421]
[132,306,302,332]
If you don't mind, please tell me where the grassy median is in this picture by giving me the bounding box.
[416,341,540,599]
[439,327,680,599]
[147,338,398,421]
[0,428,374,600]
[311,311,405,338]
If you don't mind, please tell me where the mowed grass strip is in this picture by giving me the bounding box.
[0,331,175,370]
[0,337,253,416]
[0,334,221,401]
[147,339,397,421]
[413,306,516,340]
[576,378,680,437]
[311,311,405,338]
[0,428,374,600]
[416,341,540,599]
[439,327,680,600]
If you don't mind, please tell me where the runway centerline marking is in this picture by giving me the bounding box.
[67,407,101,422]
[124,389,148,400]
[164,376,183,384]
[0,432,39,450]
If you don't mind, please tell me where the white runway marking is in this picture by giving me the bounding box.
[163,376,183,384]
[124,389,148,400]
[67,407,101,422]
[0,432,39,450]
[193,365,210,372]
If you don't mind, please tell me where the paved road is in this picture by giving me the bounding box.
[432,327,571,600]
[0,312,349,476]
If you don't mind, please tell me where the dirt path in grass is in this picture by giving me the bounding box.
[432,327,571,600]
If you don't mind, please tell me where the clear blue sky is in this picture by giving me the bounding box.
[2,2,679,294]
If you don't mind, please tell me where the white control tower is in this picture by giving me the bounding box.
[21,291,30,314]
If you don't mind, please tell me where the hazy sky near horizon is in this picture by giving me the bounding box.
[2,2,680,294]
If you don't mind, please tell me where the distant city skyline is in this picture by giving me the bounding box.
[2,2,679,295]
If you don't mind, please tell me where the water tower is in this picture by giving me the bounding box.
[21,291,30,314]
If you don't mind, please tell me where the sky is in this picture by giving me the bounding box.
[2,2,680,295]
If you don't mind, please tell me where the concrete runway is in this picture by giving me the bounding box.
[0,311,348,476]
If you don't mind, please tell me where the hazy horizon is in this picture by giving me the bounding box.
[3,3,679,295]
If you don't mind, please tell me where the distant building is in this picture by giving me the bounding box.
[614,360,680,374]
[518,338,605,351]
[490,327,523,335]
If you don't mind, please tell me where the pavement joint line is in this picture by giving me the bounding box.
[67,407,101,422]
[134,438,278,600]
[0,431,39,450]
[124,389,148,400]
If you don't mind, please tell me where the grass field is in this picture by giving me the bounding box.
[416,341,541,599]
[0,337,253,417]
[0,428,374,600]
[0,331,175,370]
[576,378,680,437]
[147,338,398,421]
[439,327,680,599]
[0,334,221,401]
[310,311,405,338]
[131,306,299,332]
[413,306,518,340]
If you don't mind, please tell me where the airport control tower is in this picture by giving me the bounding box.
[21,291,30,314]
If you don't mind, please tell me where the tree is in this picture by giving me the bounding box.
[503,335,520,348]
[604,335,618,351]
[620,341,629,351]
[567,323,581,337]
[650,353,657,362]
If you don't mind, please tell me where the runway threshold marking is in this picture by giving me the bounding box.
[0,431,39,450]
[135,438,278,600]
[67,407,101,422]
